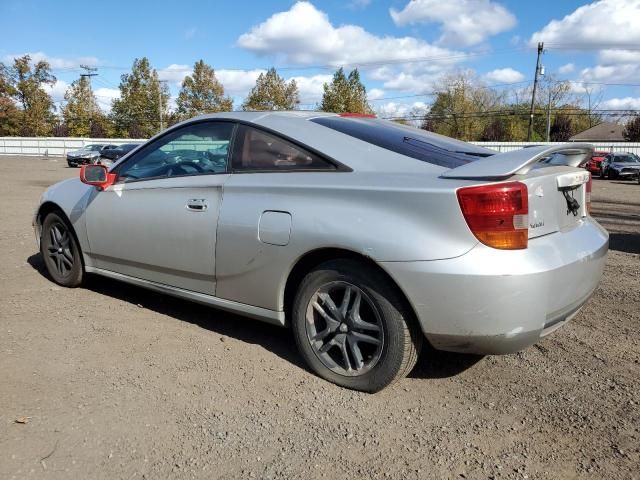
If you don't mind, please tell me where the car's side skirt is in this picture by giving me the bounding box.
[85,267,286,326]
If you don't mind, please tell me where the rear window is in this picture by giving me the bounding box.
[310,117,494,168]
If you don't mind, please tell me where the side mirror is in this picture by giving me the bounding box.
[80,164,117,190]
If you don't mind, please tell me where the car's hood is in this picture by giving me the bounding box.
[611,162,640,168]
[68,149,98,156]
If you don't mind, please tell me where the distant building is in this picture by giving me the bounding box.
[569,122,626,142]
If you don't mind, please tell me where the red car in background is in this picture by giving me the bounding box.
[585,151,608,176]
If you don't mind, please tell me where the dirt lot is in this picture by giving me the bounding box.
[1,155,638,480]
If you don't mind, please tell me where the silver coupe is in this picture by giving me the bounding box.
[33,112,608,392]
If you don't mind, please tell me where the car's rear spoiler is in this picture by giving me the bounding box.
[441,143,594,180]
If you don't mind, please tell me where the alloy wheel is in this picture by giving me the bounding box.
[45,222,74,278]
[305,281,384,377]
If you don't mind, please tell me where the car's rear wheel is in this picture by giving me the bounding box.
[609,170,617,180]
[40,212,84,287]
[292,259,422,392]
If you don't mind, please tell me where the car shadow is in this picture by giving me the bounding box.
[27,252,482,382]
[410,344,483,379]
[608,232,640,255]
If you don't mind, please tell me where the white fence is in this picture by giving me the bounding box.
[0,137,145,157]
[471,141,640,155]
[1,136,640,157]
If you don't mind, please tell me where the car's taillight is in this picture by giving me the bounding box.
[457,182,529,250]
[585,173,592,214]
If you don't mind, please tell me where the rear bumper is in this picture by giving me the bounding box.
[381,217,608,354]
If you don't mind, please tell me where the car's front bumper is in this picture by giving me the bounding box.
[381,217,609,354]
[67,156,92,166]
[613,169,640,177]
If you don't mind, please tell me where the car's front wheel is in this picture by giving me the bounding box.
[292,259,422,392]
[40,212,84,287]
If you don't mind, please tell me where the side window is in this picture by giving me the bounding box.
[117,122,234,182]
[232,125,335,171]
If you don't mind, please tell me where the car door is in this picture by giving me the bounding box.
[84,121,235,295]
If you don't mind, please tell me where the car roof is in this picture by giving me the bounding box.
[168,111,490,173]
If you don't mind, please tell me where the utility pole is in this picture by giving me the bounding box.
[158,80,168,132]
[80,65,98,136]
[546,89,552,142]
[527,42,544,141]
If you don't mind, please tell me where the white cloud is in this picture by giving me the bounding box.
[94,87,120,111]
[368,88,386,101]
[530,0,640,48]
[390,0,516,47]
[602,97,640,110]
[237,1,464,67]
[158,64,191,85]
[558,63,575,74]
[43,79,69,104]
[579,63,640,83]
[4,51,98,70]
[483,67,524,83]
[288,74,332,104]
[216,69,266,95]
[374,101,428,119]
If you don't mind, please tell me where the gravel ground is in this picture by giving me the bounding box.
[1,155,638,480]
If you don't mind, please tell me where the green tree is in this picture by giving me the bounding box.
[424,73,501,141]
[177,60,232,118]
[1,55,56,136]
[242,68,298,111]
[111,57,170,137]
[62,76,102,137]
[320,68,372,114]
[623,116,640,141]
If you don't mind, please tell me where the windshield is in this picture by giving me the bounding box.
[86,145,103,151]
[614,154,639,163]
[310,116,494,169]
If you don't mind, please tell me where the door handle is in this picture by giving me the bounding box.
[186,199,208,212]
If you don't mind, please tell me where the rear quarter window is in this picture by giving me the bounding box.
[310,117,494,169]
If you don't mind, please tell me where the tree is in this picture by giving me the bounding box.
[549,114,573,142]
[176,60,232,118]
[623,116,640,141]
[242,68,298,111]
[62,76,102,137]
[424,72,502,141]
[320,68,372,114]
[480,118,508,141]
[111,57,170,137]
[1,55,56,136]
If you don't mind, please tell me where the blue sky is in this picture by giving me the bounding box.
[1,0,639,117]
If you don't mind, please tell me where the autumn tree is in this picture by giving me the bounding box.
[0,64,20,135]
[62,76,103,137]
[242,68,298,111]
[480,118,508,141]
[111,57,170,137]
[425,72,502,141]
[549,114,573,142]
[623,116,640,141]
[320,68,372,114]
[176,60,232,118]
[1,55,56,136]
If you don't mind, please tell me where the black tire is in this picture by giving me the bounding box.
[40,212,84,287]
[609,169,617,180]
[292,259,422,392]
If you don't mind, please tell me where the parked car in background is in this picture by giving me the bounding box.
[95,143,141,167]
[599,152,640,179]
[33,112,608,392]
[585,151,608,175]
[66,144,117,167]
